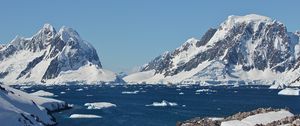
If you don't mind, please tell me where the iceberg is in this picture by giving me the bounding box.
[121,90,139,94]
[69,114,102,119]
[278,88,300,96]
[30,90,55,97]
[84,102,116,109]
[146,100,178,107]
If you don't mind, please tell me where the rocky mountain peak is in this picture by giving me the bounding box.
[57,26,81,42]
[0,24,122,84]
[35,23,57,43]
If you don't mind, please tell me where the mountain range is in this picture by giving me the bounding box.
[1,14,300,87]
[124,14,300,87]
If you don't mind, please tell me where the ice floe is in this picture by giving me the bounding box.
[146,100,178,107]
[121,90,139,94]
[30,90,55,97]
[84,102,117,109]
[69,114,102,119]
[278,88,300,96]
[195,89,217,93]
[76,88,83,91]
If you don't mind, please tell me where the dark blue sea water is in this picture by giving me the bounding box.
[15,84,300,126]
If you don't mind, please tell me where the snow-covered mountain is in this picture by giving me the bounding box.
[0,24,122,85]
[0,84,68,126]
[124,14,300,86]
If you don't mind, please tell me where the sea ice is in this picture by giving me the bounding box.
[278,88,300,96]
[84,102,116,109]
[146,100,178,107]
[30,90,55,97]
[121,90,139,94]
[69,114,102,119]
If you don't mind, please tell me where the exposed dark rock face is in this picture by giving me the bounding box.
[196,28,217,47]
[0,71,9,79]
[141,52,173,75]
[0,45,17,61]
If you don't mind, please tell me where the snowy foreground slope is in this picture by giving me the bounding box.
[0,84,68,126]
[0,24,122,85]
[125,14,300,86]
[178,108,300,126]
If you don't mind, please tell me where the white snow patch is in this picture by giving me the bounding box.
[46,64,117,84]
[221,110,294,126]
[0,85,68,126]
[123,70,155,84]
[241,110,294,125]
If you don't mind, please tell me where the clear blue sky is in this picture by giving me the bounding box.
[0,0,299,73]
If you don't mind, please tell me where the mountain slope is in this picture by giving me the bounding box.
[124,14,300,86]
[0,24,122,85]
[0,84,68,126]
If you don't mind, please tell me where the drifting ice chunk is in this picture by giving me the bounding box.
[146,100,178,107]
[30,90,55,97]
[195,89,216,93]
[84,102,116,109]
[121,90,139,94]
[278,88,300,96]
[69,114,102,118]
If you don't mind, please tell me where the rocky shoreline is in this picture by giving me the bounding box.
[177,108,300,126]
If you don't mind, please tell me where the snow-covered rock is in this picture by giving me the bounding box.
[0,24,123,85]
[242,110,293,125]
[178,108,297,126]
[0,84,69,126]
[221,110,294,126]
[124,14,300,86]
[278,88,300,96]
[84,102,116,109]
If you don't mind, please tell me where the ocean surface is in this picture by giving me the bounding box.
[14,84,300,126]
